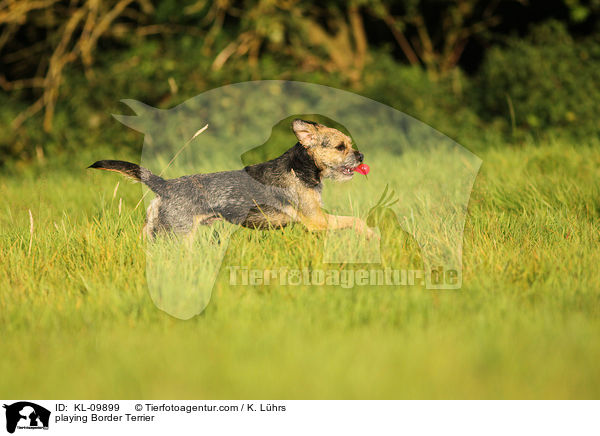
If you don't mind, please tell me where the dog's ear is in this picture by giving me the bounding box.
[292,119,319,147]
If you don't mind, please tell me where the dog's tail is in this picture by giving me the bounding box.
[88,160,168,195]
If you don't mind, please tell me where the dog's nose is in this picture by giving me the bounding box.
[355,151,364,162]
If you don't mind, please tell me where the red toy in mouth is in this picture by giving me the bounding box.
[354,164,370,175]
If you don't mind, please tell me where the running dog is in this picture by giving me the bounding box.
[89,119,374,238]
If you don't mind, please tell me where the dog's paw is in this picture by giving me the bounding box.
[354,219,379,240]
[365,226,380,240]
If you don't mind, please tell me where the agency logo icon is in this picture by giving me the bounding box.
[3,402,50,434]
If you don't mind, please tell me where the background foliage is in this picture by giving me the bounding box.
[0,0,599,168]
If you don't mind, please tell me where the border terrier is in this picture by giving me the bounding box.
[89,119,374,238]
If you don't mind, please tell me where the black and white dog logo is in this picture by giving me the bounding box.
[3,402,50,433]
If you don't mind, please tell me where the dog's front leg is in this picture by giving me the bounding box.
[326,214,378,239]
[300,211,377,239]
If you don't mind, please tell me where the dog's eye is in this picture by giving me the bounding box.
[336,143,345,151]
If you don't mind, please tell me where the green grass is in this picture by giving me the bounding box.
[1,138,599,399]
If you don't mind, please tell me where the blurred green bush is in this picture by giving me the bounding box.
[477,20,600,138]
[0,42,483,169]
[1,0,598,170]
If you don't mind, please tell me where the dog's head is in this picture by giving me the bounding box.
[292,119,363,182]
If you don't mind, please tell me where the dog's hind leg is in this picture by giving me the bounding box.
[183,213,221,246]
[142,197,161,240]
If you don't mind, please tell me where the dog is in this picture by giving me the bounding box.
[89,119,374,239]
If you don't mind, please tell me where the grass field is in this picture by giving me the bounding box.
[1,137,599,399]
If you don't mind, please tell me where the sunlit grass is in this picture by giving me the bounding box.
[0,139,599,398]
